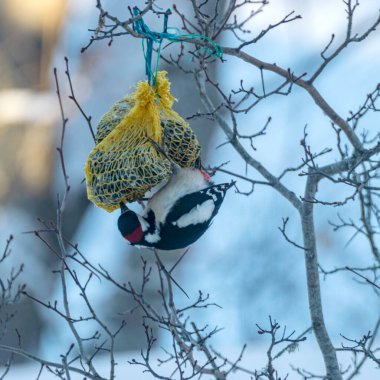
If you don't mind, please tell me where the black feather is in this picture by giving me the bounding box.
[147,182,233,250]
[165,183,232,224]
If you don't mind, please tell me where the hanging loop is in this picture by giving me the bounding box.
[132,7,222,86]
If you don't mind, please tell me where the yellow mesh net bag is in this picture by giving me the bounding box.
[85,71,201,212]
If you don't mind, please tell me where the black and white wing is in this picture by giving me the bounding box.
[148,182,234,250]
[165,182,234,228]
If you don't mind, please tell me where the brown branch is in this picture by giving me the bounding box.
[309,3,380,83]
[195,70,303,212]
[346,266,380,290]
[345,317,380,380]
[0,345,106,380]
[301,170,342,380]
[64,57,96,142]
[221,47,363,152]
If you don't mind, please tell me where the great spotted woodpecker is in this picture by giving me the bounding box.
[118,167,234,250]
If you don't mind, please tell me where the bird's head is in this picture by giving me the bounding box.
[117,205,143,245]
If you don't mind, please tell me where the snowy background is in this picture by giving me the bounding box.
[0,0,379,378]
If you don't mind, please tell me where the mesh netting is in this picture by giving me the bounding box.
[85,71,201,212]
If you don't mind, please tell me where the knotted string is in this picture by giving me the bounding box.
[133,7,223,86]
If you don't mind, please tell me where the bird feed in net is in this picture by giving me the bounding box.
[85,71,201,212]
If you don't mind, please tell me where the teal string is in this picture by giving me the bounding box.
[133,7,223,86]
[141,39,155,85]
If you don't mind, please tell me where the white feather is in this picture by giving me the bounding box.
[173,199,215,228]
[143,168,210,224]
[144,230,161,243]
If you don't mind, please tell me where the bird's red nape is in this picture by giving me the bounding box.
[200,170,211,182]
[124,225,143,244]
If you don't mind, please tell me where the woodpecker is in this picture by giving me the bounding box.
[118,167,234,250]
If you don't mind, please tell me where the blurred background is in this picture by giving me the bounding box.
[0,0,379,378]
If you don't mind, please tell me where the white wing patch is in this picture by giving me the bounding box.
[145,230,161,243]
[172,200,215,228]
